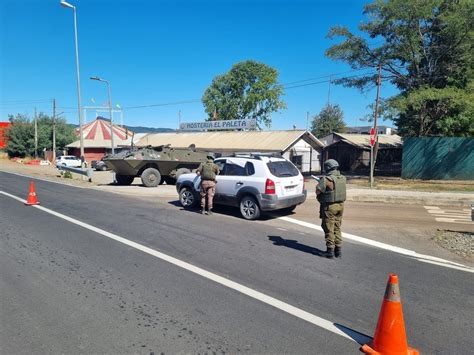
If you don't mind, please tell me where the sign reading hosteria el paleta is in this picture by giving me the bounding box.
[179,119,257,131]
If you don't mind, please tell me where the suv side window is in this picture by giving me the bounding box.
[222,161,255,176]
[245,162,255,176]
[215,160,226,174]
[225,163,247,176]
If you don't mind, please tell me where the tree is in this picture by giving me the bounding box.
[202,60,286,128]
[325,0,474,136]
[6,113,76,158]
[311,104,346,138]
[6,114,34,158]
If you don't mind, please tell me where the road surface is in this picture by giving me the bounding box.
[1,171,473,354]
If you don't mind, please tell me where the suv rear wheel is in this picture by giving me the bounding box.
[240,196,261,220]
[141,168,161,187]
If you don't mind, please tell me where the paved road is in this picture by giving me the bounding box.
[1,171,473,354]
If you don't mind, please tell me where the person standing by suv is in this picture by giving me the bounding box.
[316,159,346,259]
[196,155,220,215]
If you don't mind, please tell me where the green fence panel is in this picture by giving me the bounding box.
[402,137,474,180]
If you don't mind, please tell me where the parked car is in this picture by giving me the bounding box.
[91,159,109,171]
[176,154,307,220]
[55,155,82,168]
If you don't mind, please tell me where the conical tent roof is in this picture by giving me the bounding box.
[67,117,134,148]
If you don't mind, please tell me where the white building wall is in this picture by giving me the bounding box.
[283,138,321,173]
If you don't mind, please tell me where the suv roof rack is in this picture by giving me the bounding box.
[229,152,283,160]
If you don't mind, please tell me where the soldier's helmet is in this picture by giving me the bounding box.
[206,155,215,162]
[324,159,339,171]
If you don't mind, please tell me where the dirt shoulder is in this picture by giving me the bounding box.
[346,176,474,192]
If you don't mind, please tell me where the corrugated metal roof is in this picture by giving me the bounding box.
[333,133,402,148]
[137,130,323,152]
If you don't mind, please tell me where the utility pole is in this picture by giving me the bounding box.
[34,107,38,159]
[370,63,382,188]
[327,75,332,106]
[306,111,310,131]
[52,99,56,163]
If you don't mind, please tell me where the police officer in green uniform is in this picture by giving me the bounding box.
[196,156,220,215]
[316,159,346,259]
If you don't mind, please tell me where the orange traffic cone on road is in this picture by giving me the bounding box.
[361,274,419,355]
[25,181,40,206]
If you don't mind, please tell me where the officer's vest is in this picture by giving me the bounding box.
[201,162,217,180]
[320,171,346,203]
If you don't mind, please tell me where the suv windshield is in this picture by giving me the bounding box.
[267,160,299,177]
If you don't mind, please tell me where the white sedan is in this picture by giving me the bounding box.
[55,155,82,168]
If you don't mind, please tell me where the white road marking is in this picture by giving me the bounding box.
[424,206,472,225]
[0,190,371,346]
[277,216,474,273]
[277,227,288,231]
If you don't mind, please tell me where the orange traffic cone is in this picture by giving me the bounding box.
[25,181,40,206]
[361,274,419,355]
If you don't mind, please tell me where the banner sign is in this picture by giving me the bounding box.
[179,119,257,131]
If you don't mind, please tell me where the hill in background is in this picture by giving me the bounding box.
[69,118,175,133]
[125,125,175,133]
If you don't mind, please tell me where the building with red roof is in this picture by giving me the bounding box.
[66,117,139,162]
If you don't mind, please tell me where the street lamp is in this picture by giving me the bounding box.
[60,0,85,161]
[90,76,115,154]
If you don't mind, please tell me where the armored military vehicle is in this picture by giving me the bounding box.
[103,145,211,187]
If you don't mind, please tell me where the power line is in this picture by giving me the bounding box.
[122,99,201,110]
[1,69,460,113]
[280,68,372,86]
[283,71,375,89]
[0,98,52,104]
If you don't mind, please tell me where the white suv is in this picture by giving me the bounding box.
[55,155,82,168]
[176,154,307,220]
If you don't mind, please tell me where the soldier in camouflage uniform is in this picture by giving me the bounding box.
[196,156,220,215]
[316,159,346,259]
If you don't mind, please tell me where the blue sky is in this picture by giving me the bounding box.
[0,0,396,130]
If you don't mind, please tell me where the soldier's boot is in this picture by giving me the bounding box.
[208,209,213,215]
[335,246,342,258]
[322,247,334,259]
[201,208,206,215]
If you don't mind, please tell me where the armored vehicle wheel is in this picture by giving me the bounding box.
[179,187,197,208]
[164,177,176,185]
[175,168,191,180]
[141,167,161,187]
[240,196,261,220]
[115,174,134,185]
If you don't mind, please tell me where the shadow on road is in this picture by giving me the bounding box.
[334,323,372,345]
[268,235,326,257]
[168,200,276,220]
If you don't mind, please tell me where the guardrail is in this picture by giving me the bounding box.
[57,165,93,182]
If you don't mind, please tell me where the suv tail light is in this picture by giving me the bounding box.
[303,179,306,192]
[265,178,276,194]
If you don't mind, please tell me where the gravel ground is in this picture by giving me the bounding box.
[434,230,474,260]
